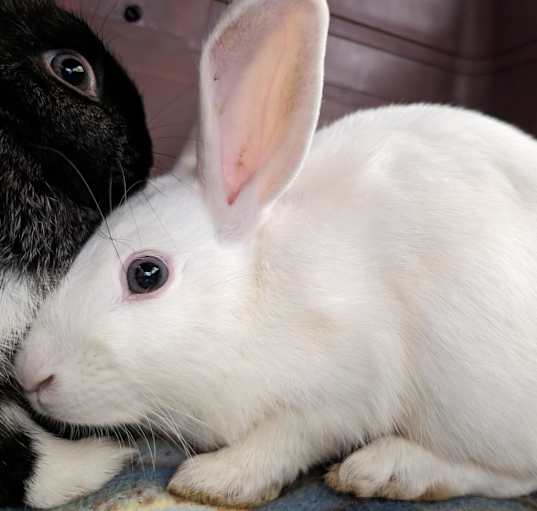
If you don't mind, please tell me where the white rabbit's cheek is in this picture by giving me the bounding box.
[121,250,175,302]
[39,366,145,425]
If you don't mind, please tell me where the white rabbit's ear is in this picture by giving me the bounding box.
[198,0,329,237]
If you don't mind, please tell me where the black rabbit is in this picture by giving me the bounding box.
[0,0,152,506]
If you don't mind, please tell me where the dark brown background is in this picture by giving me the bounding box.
[58,0,537,173]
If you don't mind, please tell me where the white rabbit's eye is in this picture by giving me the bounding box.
[127,256,169,294]
[43,50,98,99]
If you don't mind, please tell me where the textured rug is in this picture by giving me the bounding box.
[4,443,537,511]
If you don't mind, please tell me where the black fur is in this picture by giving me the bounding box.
[0,432,35,506]
[0,0,152,505]
[0,0,152,277]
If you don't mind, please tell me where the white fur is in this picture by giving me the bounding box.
[0,277,128,508]
[1,403,132,508]
[15,0,537,505]
[25,432,133,508]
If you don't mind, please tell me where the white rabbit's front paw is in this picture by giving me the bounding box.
[168,451,283,508]
[325,436,455,501]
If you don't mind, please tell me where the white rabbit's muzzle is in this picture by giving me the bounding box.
[15,332,146,427]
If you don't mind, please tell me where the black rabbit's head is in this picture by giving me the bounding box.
[0,0,152,281]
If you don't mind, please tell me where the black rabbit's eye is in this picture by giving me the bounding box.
[43,50,98,99]
[55,57,86,86]
[127,256,169,294]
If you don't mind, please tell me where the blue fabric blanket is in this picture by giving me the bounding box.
[4,443,537,511]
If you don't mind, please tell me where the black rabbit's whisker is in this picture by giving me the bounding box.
[147,92,193,130]
[97,0,122,40]
[108,172,114,213]
[153,151,178,160]
[28,144,122,265]
[90,0,105,27]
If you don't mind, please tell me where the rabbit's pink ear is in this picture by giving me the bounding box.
[198,0,329,236]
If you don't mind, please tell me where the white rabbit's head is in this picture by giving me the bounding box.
[16,0,329,433]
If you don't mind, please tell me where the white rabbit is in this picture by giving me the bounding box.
[15,0,537,506]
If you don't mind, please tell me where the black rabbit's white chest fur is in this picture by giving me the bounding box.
[0,0,152,506]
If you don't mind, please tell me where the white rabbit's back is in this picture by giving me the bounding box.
[269,104,537,475]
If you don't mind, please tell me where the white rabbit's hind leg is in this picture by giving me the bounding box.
[326,435,537,501]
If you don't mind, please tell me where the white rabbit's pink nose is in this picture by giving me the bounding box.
[22,374,55,395]
[15,353,56,395]
[14,330,60,395]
